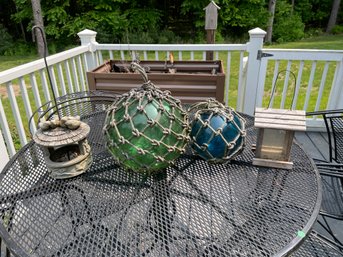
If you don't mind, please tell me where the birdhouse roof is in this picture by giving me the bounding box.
[254,108,306,131]
[203,1,221,10]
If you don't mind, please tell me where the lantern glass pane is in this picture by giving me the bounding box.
[260,128,288,160]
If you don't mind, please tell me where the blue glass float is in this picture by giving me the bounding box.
[188,99,246,162]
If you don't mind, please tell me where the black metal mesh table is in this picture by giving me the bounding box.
[0,93,322,257]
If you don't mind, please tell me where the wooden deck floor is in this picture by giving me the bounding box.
[295,131,330,162]
[295,131,343,245]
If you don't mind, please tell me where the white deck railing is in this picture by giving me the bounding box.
[0,27,343,171]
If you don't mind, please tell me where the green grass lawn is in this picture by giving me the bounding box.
[0,55,39,72]
[266,34,343,50]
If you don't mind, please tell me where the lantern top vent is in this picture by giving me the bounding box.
[254,108,306,131]
[33,122,90,147]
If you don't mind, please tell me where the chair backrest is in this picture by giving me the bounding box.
[306,109,343,163]
[323,111,343,163]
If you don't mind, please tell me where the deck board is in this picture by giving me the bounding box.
[295,131,329,162]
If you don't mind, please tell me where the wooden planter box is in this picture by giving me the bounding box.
[86,60,225,104]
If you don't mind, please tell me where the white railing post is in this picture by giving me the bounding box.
[328,57,343,110]
[0,130,9,171]
[242,28,266,115]
[77,29,98,71]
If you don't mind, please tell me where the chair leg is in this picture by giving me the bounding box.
[317,216,343,247]
[314,231,343,252]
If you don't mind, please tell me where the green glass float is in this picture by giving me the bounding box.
[103,62,190,174]
[188,99,246,163]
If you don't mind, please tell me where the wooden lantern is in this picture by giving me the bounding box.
[253,108,306,170]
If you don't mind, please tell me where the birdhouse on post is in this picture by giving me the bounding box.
[204,1,220,60]
[253,108,306,170]
[204,1,220,30]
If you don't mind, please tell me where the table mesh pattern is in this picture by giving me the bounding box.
[0,112,320,257]
[291,232,343,256]
[331,116,343,163]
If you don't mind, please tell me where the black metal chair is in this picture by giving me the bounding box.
[306,109,343,247]
[292,231,343,256]
[306,109,343,165]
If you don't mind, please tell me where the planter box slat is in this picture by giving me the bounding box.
[87,60,225,104]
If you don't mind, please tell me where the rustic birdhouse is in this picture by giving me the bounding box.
[204,1,220,30]
[253,108,306,170]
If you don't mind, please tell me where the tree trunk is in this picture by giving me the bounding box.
[31,0,46,57]
[326,0,341,33]
[266,0,276,43]
[291,0,295,15]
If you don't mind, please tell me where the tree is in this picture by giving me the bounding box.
[326,0,341,33]
[31,0,46,57]
[266,0,277,43]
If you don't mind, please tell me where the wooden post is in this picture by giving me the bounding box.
[204,1,220,60]
[206,30,215,60]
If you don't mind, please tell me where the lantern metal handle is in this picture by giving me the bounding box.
[267,70,297,110]
[32,25,61,120]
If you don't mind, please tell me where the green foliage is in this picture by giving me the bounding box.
[180,0,269,40]
[295,0,332,28]
[1,0,343,49]
[219,0,269,30]
[0,23,37,56]
[331,25,343,35]
[273,0,305,43]
[120,8,165,43]
[304,28,323,38]
[2,41,36,56]
[0,25,14,55]
[11,0,32,24]
[124,29,181,44]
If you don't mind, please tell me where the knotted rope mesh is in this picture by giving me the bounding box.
[188,99,246,162]
[104,62,190,174]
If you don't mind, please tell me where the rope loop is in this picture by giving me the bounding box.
[131,62,157,90]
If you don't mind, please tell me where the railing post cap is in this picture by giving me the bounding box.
[77,29,97,46]
[77,29,97,37]
[248,27,267,37]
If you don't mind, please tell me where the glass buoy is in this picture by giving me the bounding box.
[188,99,246,162]
[103,62,190,174]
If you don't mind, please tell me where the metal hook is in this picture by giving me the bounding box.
[32,25,61,120]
